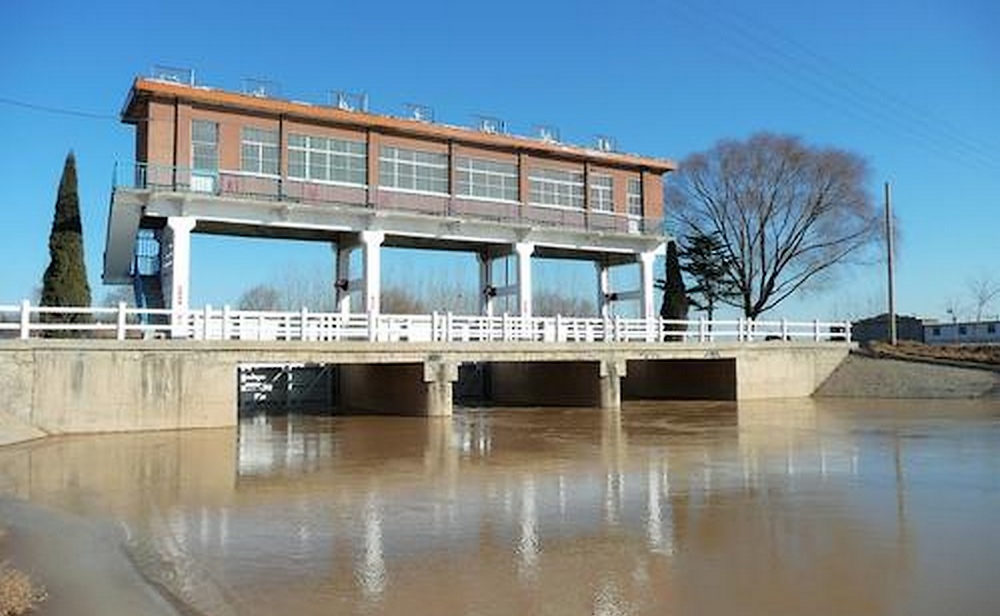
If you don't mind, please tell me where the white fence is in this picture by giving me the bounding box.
[0,301,851,344]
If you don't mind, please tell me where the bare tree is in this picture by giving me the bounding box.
[967,274,1000,322]
[667,133,882,318]
[237,284,283,311]
[534,291,596,317]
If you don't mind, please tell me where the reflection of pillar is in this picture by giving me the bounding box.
[596,259,611,318]
[647,458,663,551]
[515,241,534,317]
[164,216,196,337]
[517,475,539,579]
[360,230,384,315]
[639,249,658,320]
[358,493,386,601]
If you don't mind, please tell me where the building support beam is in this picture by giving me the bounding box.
[596,259,612,318]
[639,249,658,320]
[478,249,495,317]
[515,241,534,317]
[334,238,355,314]
[360,230,384,315]
[162,216,196,337]
[599,359,627,411]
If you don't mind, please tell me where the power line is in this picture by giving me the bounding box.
[670,0,1000,173]
[0,96,120,121]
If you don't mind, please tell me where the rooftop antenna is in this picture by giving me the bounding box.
[404,102,434,123]
[330,91,369,112]
[242,78,281,98]
[594,135,616,152]
[476,115,506,135]
[536,125,560,143]
[150,64,195,86]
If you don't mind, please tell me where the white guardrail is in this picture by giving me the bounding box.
[0,301,851,344]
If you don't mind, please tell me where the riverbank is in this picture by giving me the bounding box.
[0,498,182,616]
[815,351,1000,398]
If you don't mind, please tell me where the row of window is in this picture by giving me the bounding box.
[190,120,644,214]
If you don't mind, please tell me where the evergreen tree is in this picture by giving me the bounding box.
[658,240,688,339]
[680,230,739,323]
[41,152,91,330]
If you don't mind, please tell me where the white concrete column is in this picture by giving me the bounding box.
[334,241,353,314]
[163,216,196,311]
[514,242,534,317]
[596,260,612,318]
[478,250,495,317]
[360,230,385,315]
[639,249,658,320]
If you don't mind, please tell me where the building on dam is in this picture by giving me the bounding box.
[103,68,676,321]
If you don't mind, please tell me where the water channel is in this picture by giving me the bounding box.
[1,398,998,615]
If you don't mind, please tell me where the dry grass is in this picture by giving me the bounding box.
[866,340,1000,367]
[0,528,46,616]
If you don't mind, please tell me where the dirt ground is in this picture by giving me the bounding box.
[863,341,1000,368]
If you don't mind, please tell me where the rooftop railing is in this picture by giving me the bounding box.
[112,162,666,237]
[1,301,851,344]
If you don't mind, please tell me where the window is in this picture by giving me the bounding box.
[192,120,218,172]
[288,134,366,185]
[455,156,518,202]
[959,325,968,335]
[590,174,614,212]
[988,324,996,334]
[627,177,643,217]
[528,167,584,209]
[241,127,279,175]
[379,146,449,194]
[932,327,941,336]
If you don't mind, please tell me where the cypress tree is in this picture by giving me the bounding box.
[659,240,688,340]
[41,152,91,330]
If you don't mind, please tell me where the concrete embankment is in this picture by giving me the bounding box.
[815,353,1000,399]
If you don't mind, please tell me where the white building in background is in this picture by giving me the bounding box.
[923,320,1000,345]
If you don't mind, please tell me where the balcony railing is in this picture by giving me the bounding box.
[113,162,665,236]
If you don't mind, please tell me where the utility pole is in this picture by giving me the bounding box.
[885,182,897,345]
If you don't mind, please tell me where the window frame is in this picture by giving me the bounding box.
[589,174,614,212]
[191,120,218,173]
[627,177,643,217]
[379,145,449,195]
[528,167,585,210]
[240,126,280,177]
[455,156,519,203]
[287,133,367,187]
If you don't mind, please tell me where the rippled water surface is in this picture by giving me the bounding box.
[2,398,999,615]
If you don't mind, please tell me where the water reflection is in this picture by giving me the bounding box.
[0,399,998,615]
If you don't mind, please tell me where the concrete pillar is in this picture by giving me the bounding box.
[479,249,495,317]
[424,360,458,417]
[163,217,196,338]
[639,249,658,320]
[360,230,384,315]
[515,241,534,317]
[599,359,626,410]
[334,240,353,314]
[596,260,612,318]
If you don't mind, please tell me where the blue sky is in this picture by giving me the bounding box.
[1,0,997,320]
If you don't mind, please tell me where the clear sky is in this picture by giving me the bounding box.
[1,0,997,321]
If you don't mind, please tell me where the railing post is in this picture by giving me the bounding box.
[202,305,212,340]
[502,312,510,342]
[116,301,127,340]
[431,311,439,342]
[845,321,853,343]
[614,316,622,342]
[555,314,563,343]
[747,318,754,342]
[300,307,309,341]
[222,305,232,339]
[698,317,706,343]
[781,318,788,341]
[737,317,745,342]
[19,300,30,340]
[814,319,821,342]
[368,310,378,342]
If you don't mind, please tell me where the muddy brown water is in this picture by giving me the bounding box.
[1,398,999,615]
